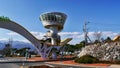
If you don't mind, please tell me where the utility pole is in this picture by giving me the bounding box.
[9,32,13,56]
[83,21,90,46]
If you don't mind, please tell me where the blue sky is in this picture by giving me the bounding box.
[0,0,120,44]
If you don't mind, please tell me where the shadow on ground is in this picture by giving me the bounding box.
[29,65,61,68]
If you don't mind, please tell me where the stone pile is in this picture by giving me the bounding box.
[78,42,120,61]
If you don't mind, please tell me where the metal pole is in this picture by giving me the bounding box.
[83,21,90,46]
[83,21,87,46]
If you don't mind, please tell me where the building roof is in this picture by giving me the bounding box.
[113,35,120,41]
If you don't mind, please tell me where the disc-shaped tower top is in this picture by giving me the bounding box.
[40,12,67,31]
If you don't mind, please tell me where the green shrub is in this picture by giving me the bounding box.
[0,16,10,22]
[74,55,99,64]
[99,60,111,64]
[115,61,120,64]
[99,60,120,64]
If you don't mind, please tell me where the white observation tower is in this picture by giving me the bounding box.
[40,12,67,46]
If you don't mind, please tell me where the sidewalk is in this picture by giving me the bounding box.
[28,57,113,68]
[45,60,111,68]
[108,65,120,68]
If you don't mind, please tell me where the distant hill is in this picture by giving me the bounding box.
[0,40,35,50]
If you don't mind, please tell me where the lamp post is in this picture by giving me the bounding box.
[25,48,28,61]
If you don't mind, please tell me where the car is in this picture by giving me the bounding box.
[0,54,4,58]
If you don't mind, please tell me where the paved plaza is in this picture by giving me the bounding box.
[0,57,120,68]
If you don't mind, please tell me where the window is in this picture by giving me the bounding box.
[51,14,54,21]
[42,15,46,21]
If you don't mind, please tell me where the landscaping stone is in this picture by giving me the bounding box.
[78,42,120,61]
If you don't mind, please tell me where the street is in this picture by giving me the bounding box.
[0,62,93,68]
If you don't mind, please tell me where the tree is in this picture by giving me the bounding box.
[93,31,102,43]
[0,16,10,22]
[16,47,30,57]
[11,48,18,56]
[104,37,112,43]
[65,44,76,53]
[75,40,85,51]
[3,44,11,57]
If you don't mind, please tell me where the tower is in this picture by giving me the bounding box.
[40,12,67,45]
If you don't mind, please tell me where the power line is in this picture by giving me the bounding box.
[88,22,120,31]
[90,22,120,26]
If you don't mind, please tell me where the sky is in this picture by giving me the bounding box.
[0,0,120,44]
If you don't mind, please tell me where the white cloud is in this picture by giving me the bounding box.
[7,32,19,36]
[59,32,81,36]
[6,31,45,39]
[102,31,119,37]
[19,39,30,43]
[30,31,45,39]
[0,38,8,41]
[59,31,119,44]
[6,31,119,44]
[59,32,82,38]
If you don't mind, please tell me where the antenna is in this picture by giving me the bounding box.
[83,21,91,46]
